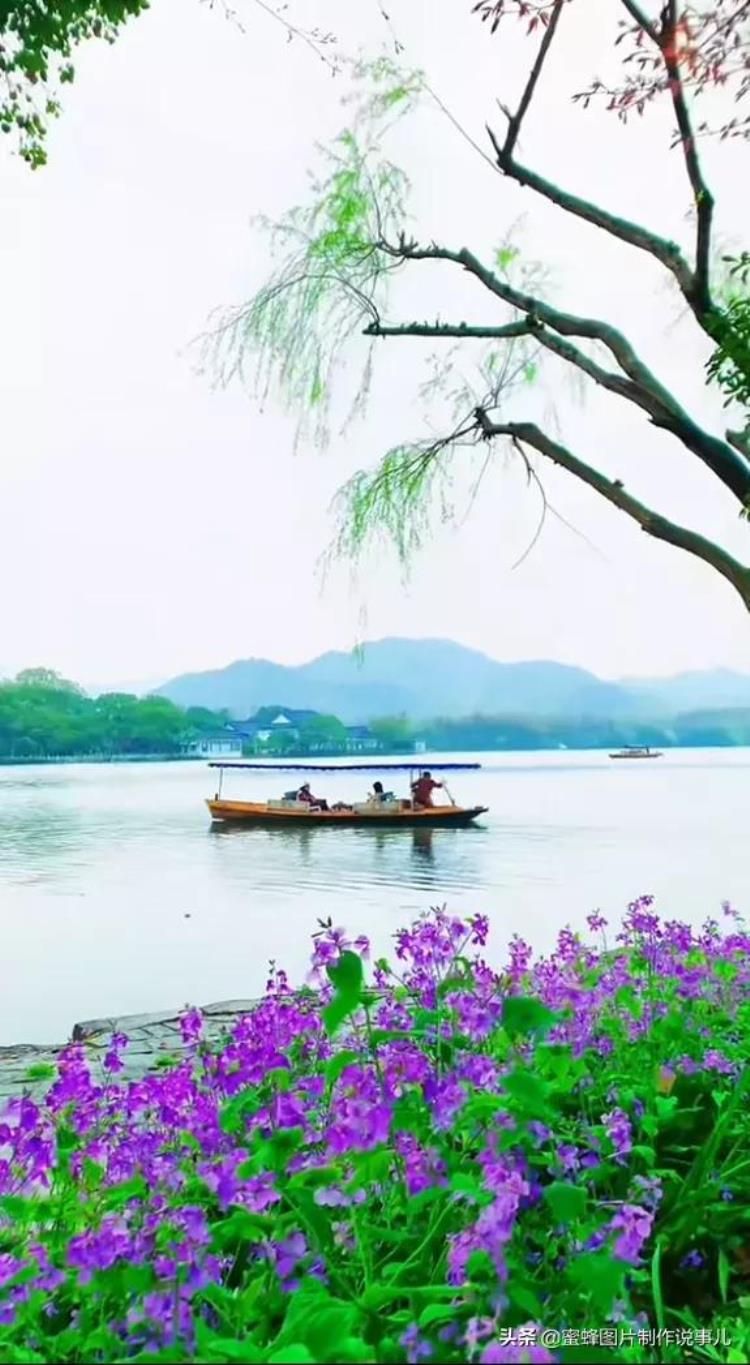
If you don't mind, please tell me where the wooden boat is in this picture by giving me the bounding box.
[609,745,663,759]
[206,761,488,827]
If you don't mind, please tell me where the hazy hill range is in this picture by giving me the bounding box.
[155,638,750,723]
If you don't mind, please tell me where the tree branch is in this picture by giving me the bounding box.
[365,315,660,414]
[364,320,534,341]
[484,0,719,331]
[659,0,715,313]
[379,237,750,503]
[618,0,660,42]
[474,410,750,610]
[487,126,699,304]
[502,0,565,157]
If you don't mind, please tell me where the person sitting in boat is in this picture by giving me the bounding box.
[411,771,443,808]
[368,780,393,804]
[297,782,328,811]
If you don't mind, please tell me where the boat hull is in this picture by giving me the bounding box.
[207,799,488,827]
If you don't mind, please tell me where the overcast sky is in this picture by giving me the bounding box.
[0,0,748,688]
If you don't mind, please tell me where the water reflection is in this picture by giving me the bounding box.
[206,818,487,895]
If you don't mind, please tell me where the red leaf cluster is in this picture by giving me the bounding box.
[473,0,750,138]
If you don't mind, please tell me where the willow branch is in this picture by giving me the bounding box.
[474,410,750,609]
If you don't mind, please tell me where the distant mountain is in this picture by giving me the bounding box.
[624,668,750,714]
[156,637,659,722]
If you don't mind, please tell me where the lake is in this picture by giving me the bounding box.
[0,750,747,1045]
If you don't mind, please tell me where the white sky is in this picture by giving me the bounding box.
[0,0,748,688]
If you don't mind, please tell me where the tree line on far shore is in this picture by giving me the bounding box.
[1,670,749,760]
[0,669,227,759]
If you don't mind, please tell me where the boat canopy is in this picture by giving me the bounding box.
[207,761,481,772]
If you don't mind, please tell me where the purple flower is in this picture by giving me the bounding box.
[401,1323,433,1362]
[681,1249,705,1270]
[587,912,608,933]
[602,1108,632,1161]
[702,1049,735,1074]
[609,1204,653,1264]
[268,1231,309,1290]
[179,1008,203,1046]
[448,1190,521,1286]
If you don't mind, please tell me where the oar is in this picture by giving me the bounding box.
[442,781,456,808]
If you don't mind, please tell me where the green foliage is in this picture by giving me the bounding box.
[0,669,227,758]
[299,714,348,751]
[368,715,414,750]
[323,949,364,1036]
[0,1,149,167]
[501,995,558,1041]
[706,255,750,430]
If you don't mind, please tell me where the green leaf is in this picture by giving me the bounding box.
[323,994,361,1037]
[569,1252,625,1313]
[269,1348,316,1364]
[502,996,558,1041]
[327,951,364,997]
[220,1087,260,1135]
[495,245,519,270]
[273,1291,360,1360]
[544,1181,587,1224]
[211,1208,274,1250]
[24,1062,56,1082]
[503,1068,552,1119]
[56,1124,79,1152]
[201,1338,264,1362]
[508,1281,543,1318]
[449,1172,484,1199]
[418,1303,457,1329]
[719,1246,730,1304]
[466,1249,496,1281]
[325,1049,361,1088]
[0,1195,42,1222]
[102,1176,147,1210]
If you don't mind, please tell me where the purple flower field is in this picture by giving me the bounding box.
[1,897,749,1363]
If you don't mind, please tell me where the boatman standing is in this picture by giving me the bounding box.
[411,771,443,808]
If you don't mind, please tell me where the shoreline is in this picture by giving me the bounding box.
[0,998,259,1103]
[0,753,199,767]
[1,743,750,771]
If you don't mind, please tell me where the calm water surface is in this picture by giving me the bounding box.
[0,750,747,1044]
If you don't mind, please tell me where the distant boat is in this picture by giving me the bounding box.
[609,745,663,760]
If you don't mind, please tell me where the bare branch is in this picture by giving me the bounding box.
[618,0,660,42]
[474,410,750,609]
[502,0,565,157]
[365,314,666,417]
[487,125,699,305]
[364,320,534,341]
[659,0,715,313]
